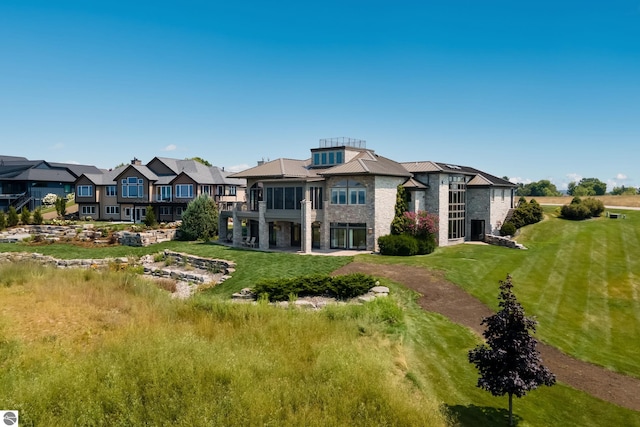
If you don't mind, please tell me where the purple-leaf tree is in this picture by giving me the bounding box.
[468,274,556,426]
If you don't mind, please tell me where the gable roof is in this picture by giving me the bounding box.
[231,150,411,180]
[229,158,319,179]
[401,161,515,187]
[402,177,428,189]
[320,151,412,178]
[0,157,100,182]
[80,166,127,186]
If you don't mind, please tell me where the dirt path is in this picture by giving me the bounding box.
[332,262,640,412]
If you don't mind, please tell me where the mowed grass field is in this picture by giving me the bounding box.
[356,206,640,379]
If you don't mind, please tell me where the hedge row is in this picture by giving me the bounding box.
[252,273,377,302]
[377,234,436,256]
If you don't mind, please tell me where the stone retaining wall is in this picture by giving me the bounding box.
[0,225,180,247]
[483,234,527,249]
[115,229,179,246]
[0,251,129,268]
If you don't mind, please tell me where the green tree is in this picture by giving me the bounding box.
[516,180,561,197]
[179,195,219,241]
[390,184,409,235]
[0,211,6,230]
[20,207,31,225]
[469,275,556,426]
[7,206,19,227]
[568,178,607,196]
[55,196,67,218]
[33,208,44,225]
[611,185,638,195]
[188,157,212,167]
[143,205,158,227]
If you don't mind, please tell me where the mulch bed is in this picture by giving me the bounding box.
[332,262,640,412]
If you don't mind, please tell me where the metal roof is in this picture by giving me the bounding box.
[229,158,319,179]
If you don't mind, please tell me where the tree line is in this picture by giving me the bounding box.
[513,178,639,197]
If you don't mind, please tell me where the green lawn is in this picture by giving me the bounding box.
[355,207,640,379]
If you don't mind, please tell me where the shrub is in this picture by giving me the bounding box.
[560,203,591,220]
[509,199,543,229]
[0,211,5,230]
[42,193,58,206]
[378,234,419,256]
[500,221,517,236]
[20,207,31,225]
[7,206,19,227]
[582,197,605,217]
[560,196,604,220]
[416,234,437,255]
[32,208,44,225]
[253,273,376,302]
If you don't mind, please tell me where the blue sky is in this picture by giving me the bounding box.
[1,1,639,191]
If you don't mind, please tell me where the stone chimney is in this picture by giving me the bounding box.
[131,157,142,165]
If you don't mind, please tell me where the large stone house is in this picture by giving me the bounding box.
[0,155,101,212]
[74,157,246,222]
[228,138,516,252]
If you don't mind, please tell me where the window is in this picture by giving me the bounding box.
[216,185,224,196]
[156,186,172,201]
[501,189,505,201]
[310,186,323,210]
[331,180,365,205]
[228,186,237,196]
[81,206,96,215]
[124,207,131,218]
[160,206,171,216]
[176,207,184,217]
[77,185,93,197]
[200,185,211,196]
[106,186,117,197]
[312,150,344,167]
[122,177,144,198]
[266,186,303,210]
[448,177,466,239]
[175,184,193,198]
[105,206,119,215]
[330,223,367,250]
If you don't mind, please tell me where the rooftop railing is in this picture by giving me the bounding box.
[318,137,366,149]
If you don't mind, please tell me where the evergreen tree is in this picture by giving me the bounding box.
[55,196,67,218]
[179,195,219,241]
[20,207,31,225]
[0,211,6,230]
[390,184,409,235]
[469,275,555,426]
[7,206,19,227]
[143,205,157,227]
[33,208,44,225]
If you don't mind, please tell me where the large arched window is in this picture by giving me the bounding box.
[330,180,366,205]
[249,183,263,211]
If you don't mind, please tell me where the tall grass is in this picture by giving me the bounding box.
[0,264,447,426]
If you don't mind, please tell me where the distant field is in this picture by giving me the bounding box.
[530,195,640,207]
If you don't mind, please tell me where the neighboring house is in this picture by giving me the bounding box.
[74,157,246,222]
[0,155,101,212]
[229,138,516,253]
